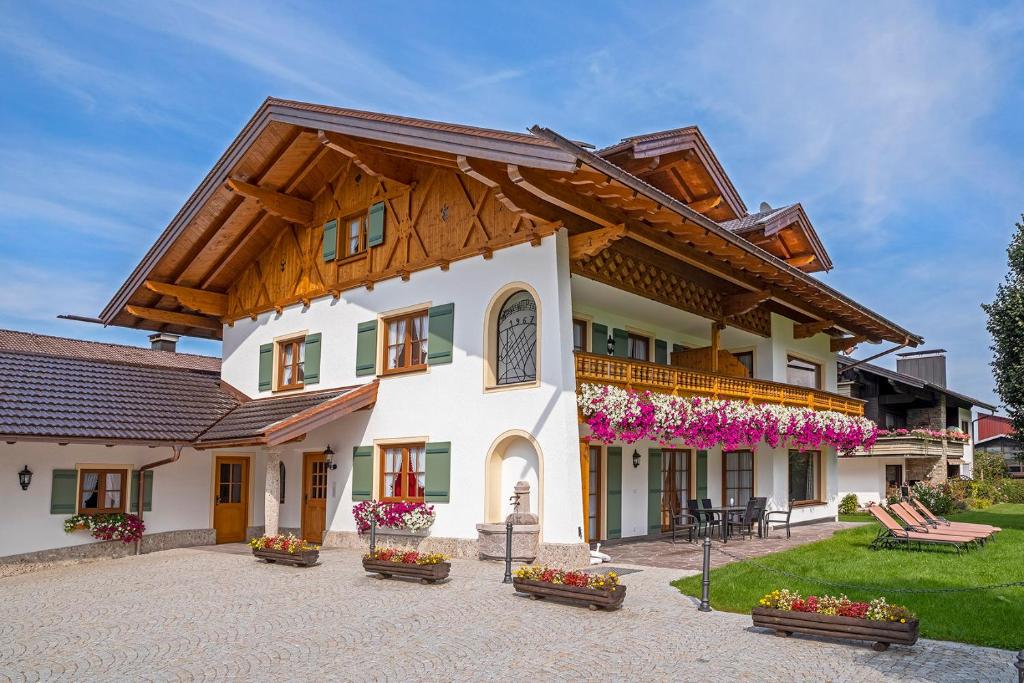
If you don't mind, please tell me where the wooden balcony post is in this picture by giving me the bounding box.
[710,322,724,373]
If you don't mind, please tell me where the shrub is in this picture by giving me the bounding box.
[838,493,859,515]
[965,497,993,510]
[1000,479,1024,503]
[911,481,955,515]
[973,451,1008,480]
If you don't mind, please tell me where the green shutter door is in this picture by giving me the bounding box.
[591,323,608,355]
[612,328,628,358]
[258,343,274,391]
[696,450,708,500]
[130,470,154,512]
[355,321,378,376]
[426,303,454,365]
[352,446,373,501]
[655,339,668,365]
[304,333,322,385]
[367,201,386,247]
[648,448,663,535]
[424,441,451,503]
[606,447,622,539]
[322,219,338,262]
[50,469,78,514]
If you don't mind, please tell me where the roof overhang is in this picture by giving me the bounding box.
[730,204,833,272]
[194,380,378,449]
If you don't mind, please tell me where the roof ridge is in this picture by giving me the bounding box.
[0,328,219,362]
[0,347,221,375]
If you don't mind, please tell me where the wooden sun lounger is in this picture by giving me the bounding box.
[890,502,991,543]
[908,498,1001,534]
[866,505,977,555]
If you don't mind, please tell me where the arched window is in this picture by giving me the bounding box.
[496,290,537,385]
[279,461,286,504]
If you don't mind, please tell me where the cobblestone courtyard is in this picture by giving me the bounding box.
[0,546,1014,682]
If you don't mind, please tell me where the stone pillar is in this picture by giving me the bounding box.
[264,448,282,536]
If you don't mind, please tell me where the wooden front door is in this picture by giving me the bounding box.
[213,456,249,543]
[302,451,328,544]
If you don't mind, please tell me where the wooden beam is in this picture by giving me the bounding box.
[688,195,723,214]
[508,165,622,228]
[568,224,626,261]
[831,335,868,353]
[793,320,834,339]
[317,130,413,188]
[710,322,724,372]
[144,281,227,316]
[786,254,816,268]
[125,305,221,332]
[721,289,771,317]
[225,178,313,224]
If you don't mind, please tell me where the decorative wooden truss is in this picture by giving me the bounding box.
[98,98,921,350]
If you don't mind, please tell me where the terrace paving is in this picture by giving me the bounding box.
[0,544,1013,681]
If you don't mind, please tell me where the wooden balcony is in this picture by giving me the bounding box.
[854,436,967,459]
[574,352,865,416]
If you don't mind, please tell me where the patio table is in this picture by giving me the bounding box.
[701,506,746,542]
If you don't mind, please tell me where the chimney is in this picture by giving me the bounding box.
[896,349,946,388]
[148,332,180,353]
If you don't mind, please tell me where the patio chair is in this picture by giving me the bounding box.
[909,498,1001,535]
[763,506,793,539]
[901,499,995,540]
[669,506,700,544]
[701,498,718,525]
[865,505,977,555]
[751,497,768,537]
[726,498,759,540]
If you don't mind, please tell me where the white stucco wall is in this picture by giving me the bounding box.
[220,236,583,544]
[837,456,906,506]
[0,443,214,557]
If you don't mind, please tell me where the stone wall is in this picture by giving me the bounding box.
[907,395,947,430]
[0,528,216,565]
[906,457,947,487]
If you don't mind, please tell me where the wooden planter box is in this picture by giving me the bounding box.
[752,607,919,651]
[512,578,626,611]
[362,558,450,584]
[253,548,319,567]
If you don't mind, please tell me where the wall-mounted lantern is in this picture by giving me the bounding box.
[632,450,641,468]
[324,445,337,470]
[18,465,32,491]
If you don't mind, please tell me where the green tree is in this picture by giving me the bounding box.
[973,450,1007,480]
[982,216,1024,434]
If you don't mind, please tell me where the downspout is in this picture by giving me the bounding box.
[134,445,184,556]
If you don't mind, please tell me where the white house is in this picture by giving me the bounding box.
[0,99,923,564]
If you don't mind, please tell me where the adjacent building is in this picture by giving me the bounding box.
[974,414,1023,478]
[1,98,923,563]
[837,350,995,504]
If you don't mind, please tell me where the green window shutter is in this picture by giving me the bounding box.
[258,343,274,391]
[367,201,386,247]
[606,447,622,539]
[304,333,322,385]
[130,470,154,513]
[591,323,608,355]
[655,339,668,365]
[424,441,451,503]
[355,320,378,376]
[672,343,685,354]
[648,449,663,535]
[50,469,77,515]
[612,328,628,358]
[696,450,708,500]
[426,303,454,366]
[322,219,338,262]
[352,446,373,501]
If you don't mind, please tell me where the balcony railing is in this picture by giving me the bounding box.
[855,435,967,459]
[574,351,865,416]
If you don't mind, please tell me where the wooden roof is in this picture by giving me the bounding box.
[98,97,921,348]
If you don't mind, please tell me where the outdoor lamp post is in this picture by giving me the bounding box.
[632,450,641,468]
[18,465,32,491]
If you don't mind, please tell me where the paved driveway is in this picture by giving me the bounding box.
[0,546,1013,682]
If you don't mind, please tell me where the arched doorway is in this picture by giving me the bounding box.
[484,430,543,524]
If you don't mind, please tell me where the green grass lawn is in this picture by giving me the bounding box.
[672,504,1024,650]
[838,512,872,523]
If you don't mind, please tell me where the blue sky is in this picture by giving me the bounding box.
[1,1,1023,408]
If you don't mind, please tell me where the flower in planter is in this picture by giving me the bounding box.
[352,500,436,534]
[249,533,319,554]
[758,589,914,623]
[63,513,145,544]
[364,545,448,565]
[513,565,620,591]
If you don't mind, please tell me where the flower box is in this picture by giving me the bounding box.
[253,547,320,567]
[751,608,918,651]
[361,558,450,583]
[512,578,626,611]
